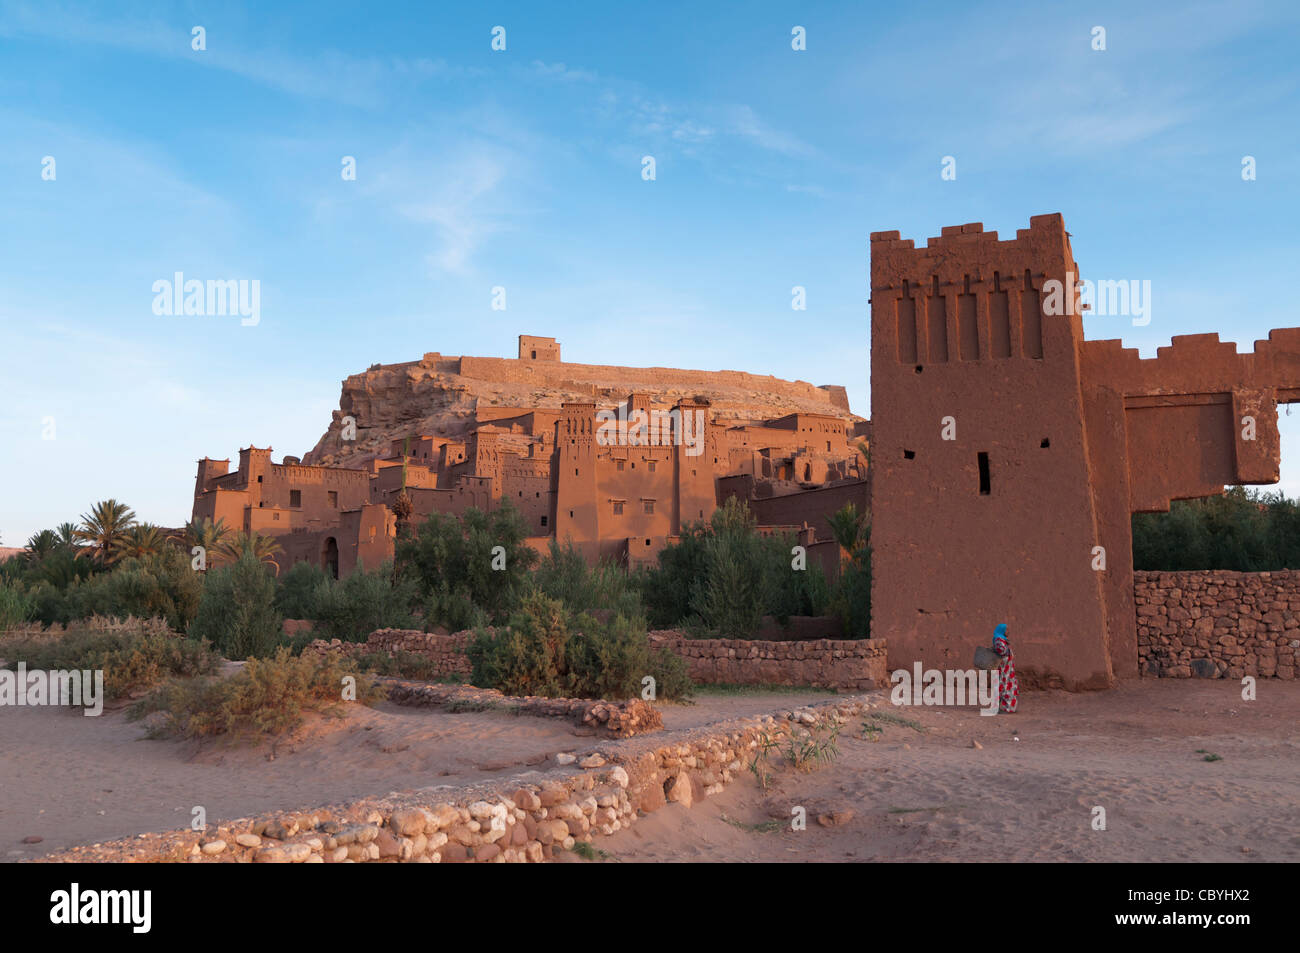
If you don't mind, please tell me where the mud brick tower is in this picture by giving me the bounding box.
[869,213,1300,689]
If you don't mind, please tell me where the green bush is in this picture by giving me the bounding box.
[829,556,872,639]
[396,502,538,629]
[130,647,383,740]
[0,618,217,700]
[0,579,35,631]
[274,561,328,619]
[468,592,570,697]
[308,562,419,642]
[531,540,643,618]
[566,612,692,701]
[59,549,203,632]
[1131,486,1300,570]
[468,592,691,701]
[188,553,282,660]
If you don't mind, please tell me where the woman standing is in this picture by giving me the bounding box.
[992,623,1019,714]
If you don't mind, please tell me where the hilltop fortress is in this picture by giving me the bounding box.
[193,336,869,578]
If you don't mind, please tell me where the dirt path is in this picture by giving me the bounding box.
[597,680,1300,862]
[0,688,833,860]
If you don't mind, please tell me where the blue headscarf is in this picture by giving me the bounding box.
[993,623,1008,647]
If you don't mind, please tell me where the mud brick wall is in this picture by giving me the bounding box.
[650,632,887,691]
[1134,570,1300,679]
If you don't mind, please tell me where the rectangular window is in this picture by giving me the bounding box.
[644,501,655,515]
[616,460,625,471]
[541,515,548,527]
[978,452,990,495]
[328,491,338,507]
[613,501,624,515]
[648,460,656,472]
[290,489,302,507]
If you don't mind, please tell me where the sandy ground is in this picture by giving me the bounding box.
[2,681,1295,862]
[598,681,1300,862]
[0,687,833,860]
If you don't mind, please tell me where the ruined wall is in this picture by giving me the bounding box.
[47,696,874,864]
[649,632,887,691]
[1135,570,1300,679]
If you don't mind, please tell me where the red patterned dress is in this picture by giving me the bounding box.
[993,626,1019,714]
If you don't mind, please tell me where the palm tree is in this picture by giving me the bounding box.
[24,529,60,562]
[76,499,138,563]
[218,531,284,575]
[112,523,168,561]
[174,517,233,568]
[826,503,869,566]
[55,522,82,552]
[392,435,415,533]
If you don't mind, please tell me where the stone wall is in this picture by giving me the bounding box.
[387,680,662,738]
[44,696,875,863]
[306,629,473,679]
[650,632,887,691]
[1134,570,1300,679]
[312,627,887,692]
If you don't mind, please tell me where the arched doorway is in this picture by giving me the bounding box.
[322,537,339,580]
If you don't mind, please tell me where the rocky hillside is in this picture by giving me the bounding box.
[303,351,862,467]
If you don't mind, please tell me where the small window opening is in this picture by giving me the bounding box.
[1040,438,1050,448]
[903,449,915,460]
[978,452,991,495]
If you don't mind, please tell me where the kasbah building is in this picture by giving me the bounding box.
[192,334,871,584]
[193,213,1300,690]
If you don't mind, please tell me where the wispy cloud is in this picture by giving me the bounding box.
[725,104,817,158]
[389,147,516,276]
[0,2,475,108]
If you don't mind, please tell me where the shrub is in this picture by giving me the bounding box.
[59,549,203,632]
[0,618,217,700]
[0,580,34,631]
[641,521,710,629]
[530,540,643,618]
[130,647,383,740]
[467,592,570,697]
[642,497,829,636]
[468,593,692,701]
[396,502,538,628]
[274,561,328,619]
[188,552,282,660]
[566,612,692,702]
[829,555,872,639]
[308,562,419,642]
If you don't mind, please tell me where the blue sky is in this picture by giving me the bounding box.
[1,0,1298,542]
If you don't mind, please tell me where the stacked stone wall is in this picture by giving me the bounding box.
[1135,570,1300,678]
